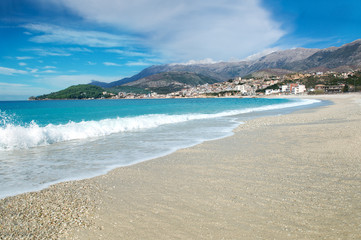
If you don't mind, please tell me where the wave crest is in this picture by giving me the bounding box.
[0,99,320,151]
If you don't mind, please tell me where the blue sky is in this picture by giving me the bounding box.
[1,0,360,100]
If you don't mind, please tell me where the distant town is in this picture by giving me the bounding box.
[30,69,361,101]
[104,70,360,99]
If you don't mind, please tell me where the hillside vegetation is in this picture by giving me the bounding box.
[301,71,361,90]
[32,84,109,100]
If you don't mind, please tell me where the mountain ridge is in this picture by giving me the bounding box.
[91,39,361,88]
[122,72,219,94]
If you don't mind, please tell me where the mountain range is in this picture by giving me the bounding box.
[91,39,361,90]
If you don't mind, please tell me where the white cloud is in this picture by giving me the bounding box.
[103,62,121,66]
[125,61,151,66]
[170,58,219,66]
[244,47,281,61]
[0,66,27,75]
[41,70,57,73]
[16,56,33,60]
[24,23,137,48]
[26,48,71,56]
[68,47,93,52]
[51,0,285,61]
[106,49,151,57]
[0,82,28,87]
[26,67,39,73]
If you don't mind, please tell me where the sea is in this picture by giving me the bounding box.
[0,97,324,199]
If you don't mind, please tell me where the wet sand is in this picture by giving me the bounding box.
[1,94,361,239]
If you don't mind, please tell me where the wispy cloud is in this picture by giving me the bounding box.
[103,62,121,66]
[41,70,57,73]
[244,47,281,61]
[170,58,219,66]
[51,0,285,61]
[26,67,39,73]
[125,61,152,66]
[23,47,94,57]
[25,48,72,56]
[16,56,33,60]
[68,47,93,52]
[23,23,137,48]
[106,49,151,57]
[0,82,28,87]
[0,66,27,75]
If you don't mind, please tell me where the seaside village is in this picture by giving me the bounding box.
[107,70,358,99]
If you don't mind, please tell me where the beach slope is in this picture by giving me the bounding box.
[71,94,361,239]
[1,94,361,239]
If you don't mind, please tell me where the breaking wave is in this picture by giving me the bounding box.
[0,99,320,151]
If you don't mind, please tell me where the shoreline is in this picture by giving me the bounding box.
[0,97,319,200]
[1,93,361,239]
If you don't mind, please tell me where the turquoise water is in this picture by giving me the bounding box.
[0,98,322,198]
[1,98,303,126]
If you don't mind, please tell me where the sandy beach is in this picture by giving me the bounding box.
[1,94,361,239]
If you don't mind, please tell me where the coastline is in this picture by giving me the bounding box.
[1,94,361,239]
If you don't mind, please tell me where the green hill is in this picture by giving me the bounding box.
[33,84,109,100]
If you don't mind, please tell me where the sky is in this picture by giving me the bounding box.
[0,0,360,100]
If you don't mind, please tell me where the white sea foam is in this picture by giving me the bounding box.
[0,98,323,199]
[0,99,320,151]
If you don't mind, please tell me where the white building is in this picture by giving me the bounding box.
[235,84,250,95]
[281,84,306,94]
[281,85,289,93]
[292,84,306,94]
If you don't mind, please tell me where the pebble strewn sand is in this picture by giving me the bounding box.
[1,94,361,239]
[0,181,101,239]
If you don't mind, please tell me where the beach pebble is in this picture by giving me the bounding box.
[0,181,101,239]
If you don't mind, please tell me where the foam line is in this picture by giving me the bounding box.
[0,99,320,150]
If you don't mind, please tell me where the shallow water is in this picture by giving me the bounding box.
[0,98,323,199]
